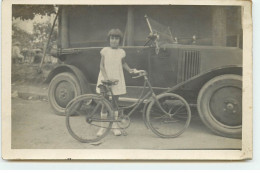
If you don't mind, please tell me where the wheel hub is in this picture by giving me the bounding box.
[209,86,242,126]
[55,81,75,108]
[223,99,239,114]
[59,89,68,99]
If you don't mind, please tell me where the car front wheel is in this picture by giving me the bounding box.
[48,72,82,115]
[197,74,242,138]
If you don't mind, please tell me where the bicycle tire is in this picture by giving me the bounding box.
[146,93,191,138]
[66,94,114,143]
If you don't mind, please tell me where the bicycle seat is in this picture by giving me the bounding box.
[101,79,119,86]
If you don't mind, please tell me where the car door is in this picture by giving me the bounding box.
[150,47,179,88]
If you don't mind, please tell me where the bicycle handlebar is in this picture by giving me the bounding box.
[132,69,147,79]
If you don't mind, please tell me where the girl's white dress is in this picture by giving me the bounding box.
[96,47,126,95]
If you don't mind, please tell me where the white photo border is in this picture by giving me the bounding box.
[2,0,253,160]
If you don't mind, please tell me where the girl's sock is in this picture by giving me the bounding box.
[112,111,122,136]
[96,112,108,137]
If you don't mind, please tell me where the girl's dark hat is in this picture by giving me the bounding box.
[107,29,123,39]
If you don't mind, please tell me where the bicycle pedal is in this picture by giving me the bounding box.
[121,130,128,136]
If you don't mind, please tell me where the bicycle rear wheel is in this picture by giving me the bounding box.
[66,94,113,143]
[146,93,191,138]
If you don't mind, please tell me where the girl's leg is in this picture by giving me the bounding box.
[112,95,122,136]
[97,95,109,136]
[102,95,109,114]
[112,95,119,111]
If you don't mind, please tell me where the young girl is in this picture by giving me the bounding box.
[96,28,135,136]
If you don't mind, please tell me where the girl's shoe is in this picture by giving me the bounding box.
[112,111,122,136]
[113,129,122,136]
[97,128,106,137]
[112,123,122,136]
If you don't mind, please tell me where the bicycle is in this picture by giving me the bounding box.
[65,70,191,143]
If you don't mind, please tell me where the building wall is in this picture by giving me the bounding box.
[62,5,242,48]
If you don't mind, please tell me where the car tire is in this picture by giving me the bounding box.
[197,74,242,138]
[48,72,82,115]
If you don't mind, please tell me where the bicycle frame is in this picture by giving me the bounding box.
[66,71,191,142]
[103,74,165,120]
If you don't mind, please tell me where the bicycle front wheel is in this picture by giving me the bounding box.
[146,93,191,138]
[66,94,113,143]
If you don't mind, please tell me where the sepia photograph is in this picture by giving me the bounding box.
[2,0,252,160]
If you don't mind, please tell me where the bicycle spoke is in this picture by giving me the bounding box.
[66,95,113,143]
[170,105,190,119]
[147,93,191,138]
[171,105,184,117]
[89,102,102,117]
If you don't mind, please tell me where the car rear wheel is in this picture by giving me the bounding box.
[48,72,82,115]
[197,74,242,138]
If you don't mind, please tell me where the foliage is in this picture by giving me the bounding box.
[12,5,56,20]
[12,5,58,52]
[12,23,33,49]
[32,21,58,50]
[12,19,58,51]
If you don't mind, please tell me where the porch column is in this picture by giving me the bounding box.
[60,6,70,48]
[212,6,227,46]
[126,6,134,46]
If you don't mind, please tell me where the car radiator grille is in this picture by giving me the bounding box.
[179,50,201,82]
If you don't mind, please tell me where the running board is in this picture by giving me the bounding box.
[110,97,197,107]
[108,96,149,103]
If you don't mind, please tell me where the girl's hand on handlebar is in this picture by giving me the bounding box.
[129,68,135,74]
[130,68,142,74]
[131,69,147,78]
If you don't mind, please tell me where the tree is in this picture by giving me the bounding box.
[32,21,58,49]
[12,5,58,51]
[12,23,33,49]
[12,5,56,20]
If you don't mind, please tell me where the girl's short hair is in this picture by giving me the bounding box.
[107,28,123,44]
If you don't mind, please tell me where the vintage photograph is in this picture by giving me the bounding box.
[2,0,253,160]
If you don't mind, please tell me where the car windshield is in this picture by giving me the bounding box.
[145,15,174,44]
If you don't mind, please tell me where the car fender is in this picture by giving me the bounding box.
[45,64,92,94]
[165,65,242,94]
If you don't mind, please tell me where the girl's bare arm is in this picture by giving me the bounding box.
[122,58,134,73]
[100,55,109,80]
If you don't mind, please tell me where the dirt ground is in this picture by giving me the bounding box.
[11,63,58,85]
[11,97,242,150]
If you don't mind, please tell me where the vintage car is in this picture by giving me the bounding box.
[46,5,242,138]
